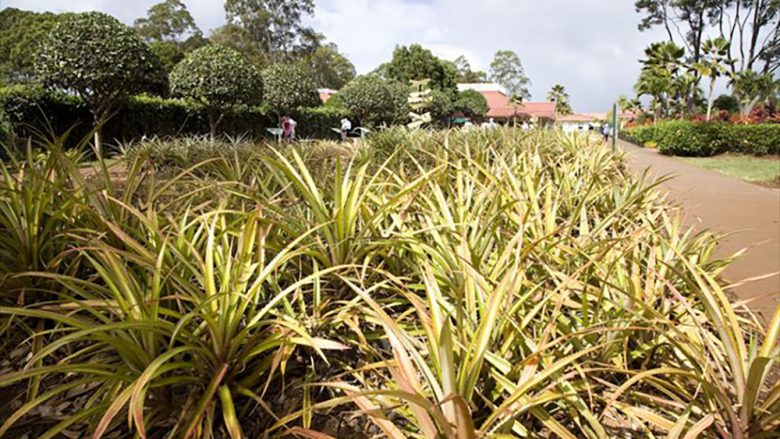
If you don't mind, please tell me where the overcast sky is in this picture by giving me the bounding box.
[2,0,673,112]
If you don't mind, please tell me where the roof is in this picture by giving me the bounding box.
[581,112,608,121]
[457,83,509,94]
[513,102,557,119]
[318,88,337,103]
[461,85,556,119]
[479,91,556,119]
[556,113,600,123]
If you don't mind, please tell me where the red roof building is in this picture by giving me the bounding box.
[318,88,337,103]
[457,83,557,122]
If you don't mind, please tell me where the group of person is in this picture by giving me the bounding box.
[280,116,355,142]
[463,117,499,131]
[282,116,614,143]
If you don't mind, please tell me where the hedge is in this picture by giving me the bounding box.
[0,85,350,150]
[621,120,780,156]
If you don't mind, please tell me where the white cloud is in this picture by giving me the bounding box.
[2,0,672,111]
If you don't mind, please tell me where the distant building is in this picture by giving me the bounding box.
[318,88,337,103]
[457,83,557,124]
[555,113,610,132]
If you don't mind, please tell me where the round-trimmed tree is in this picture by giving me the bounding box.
[453,89,489,118]
[261,64,320,116]
[340,75,409,126]
[36,12,167,150]
[429,90,454,124]
[170,44,262,135]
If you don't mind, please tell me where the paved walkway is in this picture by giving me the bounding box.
[617,139,780,317]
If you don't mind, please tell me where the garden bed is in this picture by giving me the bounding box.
[0,128,777,438]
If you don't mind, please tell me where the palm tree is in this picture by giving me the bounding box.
[547,84,572,115]
[691,37,732,121]
[670,72,701,117]
[731,70,777,116]
[635,68,672,123]
[638,41,686,118]
[642,42,685,74]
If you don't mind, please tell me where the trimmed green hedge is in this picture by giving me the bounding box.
[621,120,780,156]
[0,85,349,149]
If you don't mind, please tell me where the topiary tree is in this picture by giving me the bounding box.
[170,44,262,135]
[429,89,454,124]
[453,89,488,118]
[36,12,167,152]
[261,63,320,117]
[340,75,409,126]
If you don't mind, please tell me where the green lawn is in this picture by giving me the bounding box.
[682,154,780,186]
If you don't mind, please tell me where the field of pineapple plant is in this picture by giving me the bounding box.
[0,127,777,438]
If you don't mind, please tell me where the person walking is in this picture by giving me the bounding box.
[340,118,352,141]
[601,123,610,143]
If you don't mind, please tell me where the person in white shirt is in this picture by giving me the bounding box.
[288,117,297,141]
[340,118,352,141]
[481,118,498,129]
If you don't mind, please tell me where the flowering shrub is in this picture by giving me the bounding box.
[622,120,780,156]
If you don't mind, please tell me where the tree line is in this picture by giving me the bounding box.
[630,0,779,121]
[0,0,581,144]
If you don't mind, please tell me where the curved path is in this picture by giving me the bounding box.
[617,139,780,317]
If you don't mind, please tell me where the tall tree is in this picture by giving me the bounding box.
[386,44,458,93]
[453,55,488,83]
[0,8,64,84]
[134,0,201,42]
[299,43,356,89]
[489,50,531,101]
[691,37,732,120]
[209,23,265,67]
[635,0,780,75]
[224,0,315,65]
[134,1,204,74]
[546,84,572,115]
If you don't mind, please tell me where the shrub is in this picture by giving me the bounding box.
[720,123,780,155]
[0,105,10,146]
[623,120,780,156]
[35,12,167,146]
[654,120,724,156]
[170,44,263,134]
[0,85,347,149]
[713,94,740,113]
[261,63,320,115]
[620,124,659,147]
[0,84,89,143]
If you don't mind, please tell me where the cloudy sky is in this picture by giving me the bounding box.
[2,0,672,112]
